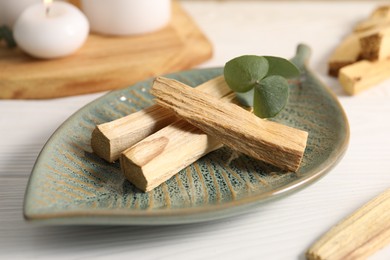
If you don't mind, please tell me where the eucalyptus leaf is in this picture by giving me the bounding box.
[264,56,300,79]
[235,88,254,107]
[224,55,269,93]
[253,75,289,118]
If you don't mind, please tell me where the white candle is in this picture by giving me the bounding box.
[13,0,89,59]
[81,0,171,36]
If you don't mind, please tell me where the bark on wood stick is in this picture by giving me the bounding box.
[306,189,390,260]
[354,6,390,60]
[120,92,237,192]
[330,5,390,76]
[91,76,231,162]
[151,77,308,172]
[339,59,390,95]
[359,25,390,61]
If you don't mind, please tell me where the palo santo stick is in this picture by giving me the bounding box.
[151,77,308,172]
[92,106,176,162]
[91,76,231,162]
[354,6,390,60]
[354,6,390,32]
[359,25,390,61]
[329,5,390,77]
[121,119,222,192]
[306,189,390,260]
[120,92,237,192]
[354,18,390,33]
[369,5,390,19]
[328,34,361,77]
[339,59,390,95]
[328,26,390,76]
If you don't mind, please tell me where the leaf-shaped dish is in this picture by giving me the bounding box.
[24,45,349,225]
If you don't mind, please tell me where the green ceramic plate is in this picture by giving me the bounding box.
[24,45,349,225]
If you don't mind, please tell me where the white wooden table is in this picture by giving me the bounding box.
[1,1,390,259]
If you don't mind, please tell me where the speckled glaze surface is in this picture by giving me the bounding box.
[24,45,349,225]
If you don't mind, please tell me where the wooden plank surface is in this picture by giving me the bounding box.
[0,1,212,99]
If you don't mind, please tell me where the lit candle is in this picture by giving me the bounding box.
[13,0,89,59]
[81,0,171,36]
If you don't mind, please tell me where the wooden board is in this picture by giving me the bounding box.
[0,1,212,99]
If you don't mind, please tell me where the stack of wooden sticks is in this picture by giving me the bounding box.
[91,76,308,192]
[329,5,390,95]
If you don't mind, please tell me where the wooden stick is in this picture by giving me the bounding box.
[91,76,231,162]
[369,5,390,19]
[359,25,390,61]
[306,189,390,260]
[120,92,237,192]
[121,119,222,192]
[338,59,390,95]
[354,18,390,33]
[328,34,361,77]
[354,6,390,32]
[329,5,390,77]
[91,105,176,162]
[151,77,308,172]
[356,6,390,61]
[327,26,390,77]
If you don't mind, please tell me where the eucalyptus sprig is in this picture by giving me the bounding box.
[224,55,300,118]
[0,25,17,48]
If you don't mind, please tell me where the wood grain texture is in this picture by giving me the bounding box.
[0,1,212,99]
[328,34,361,77]
[120,89,236,192]
[306,189,390,260]
[328,5,390,77]
[120,119,223,192]
[151,77,308,172]
[91,76,230,162]
[354,6,390,32]
[92,105,177,162]
[338,59,390,95]
[359,25,390,60]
